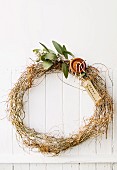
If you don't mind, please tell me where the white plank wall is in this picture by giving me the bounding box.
[0,0,117,169]
[0,68,116,165]
[0,163,117,170]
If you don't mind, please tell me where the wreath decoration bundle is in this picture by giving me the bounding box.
[8,41,113,155]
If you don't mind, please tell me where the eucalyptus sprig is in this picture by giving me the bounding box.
[33,41,74,78]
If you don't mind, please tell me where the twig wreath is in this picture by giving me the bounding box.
[8,41,113,155]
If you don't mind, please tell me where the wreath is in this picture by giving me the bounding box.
[8,41,113,155]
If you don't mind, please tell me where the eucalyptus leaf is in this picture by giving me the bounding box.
[40,55,46,61]
[40,42,49,52]
[63,50,74,57]
[48,49,55,53]
[63,45,67,51]
[62,63,68,78]
[63,45,68,59]
[80,72,86,77]
[44,53,57,60]
[33,49,39,53]
[43,48,55,53]
[36,58,40,62]
[52,41,63,54]
[42,60,53,69]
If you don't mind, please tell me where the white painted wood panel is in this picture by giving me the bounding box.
[0,164,117,170]
[62,74,80,156]
[62,164,79,170]
[13,164,29,170]
[0,68,12,155]
[0,164,12,170]
[46,164,62,170]
[80,164,95,170]
[30,164,46,170]
[0,68,115,164]
[45,73,63,136]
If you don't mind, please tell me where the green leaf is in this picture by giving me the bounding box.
[42,60,53,69]
[63,45,67,51]
[63,50,74,57]
[39,42,49,52]
[63,45,68,59]
[33,49,39,53]
[80,72,86,77]
[40,55,46,61]
[62,63,69,78]
[48,49,55,53]
[36,58,40,62]
[44,53,57,60]
[43,48,55,54]
[52,41,63,54]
